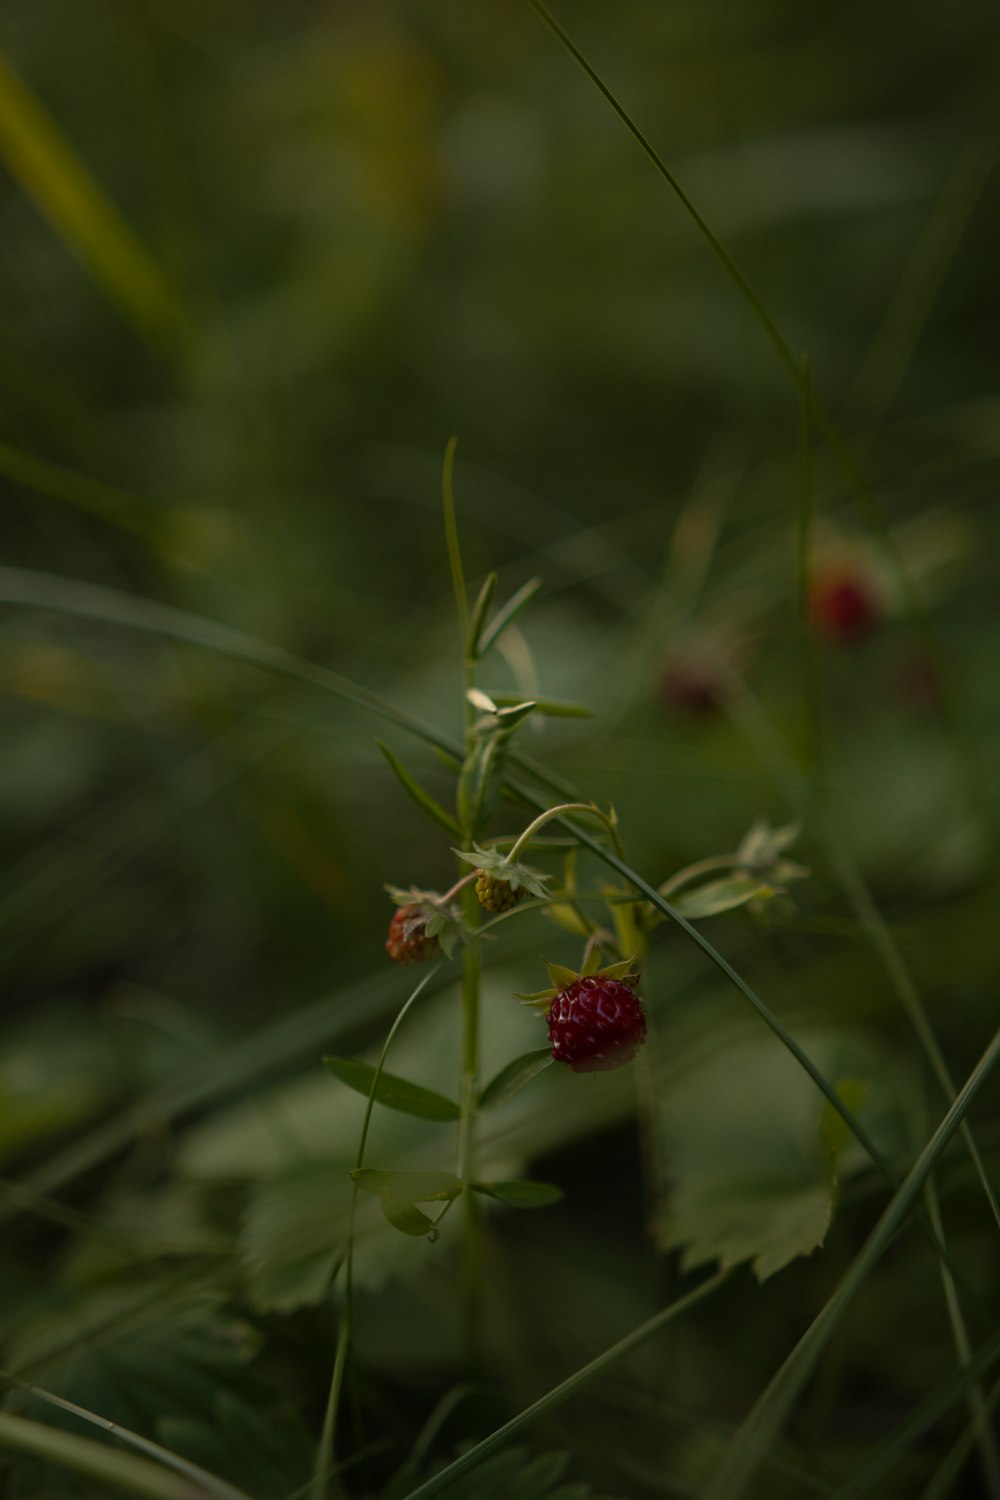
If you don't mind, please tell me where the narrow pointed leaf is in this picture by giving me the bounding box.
[487,693,594,719]
[466,572,498,659]
[350,1169,462,1203]
[476,577,543,657]
[495,700,538,729]
[472,1180,563,1208]
[377,742,462,838]
[324,1058,460,1121]
[673,875,765,921]
[478,1049,554,1110]
[543,961,579,991]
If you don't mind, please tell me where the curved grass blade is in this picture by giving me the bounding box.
[0,52,186,350]
[324,1058,460,1122]
[0,1375,251,1500]
[0,1408,229,1500]
[0,567,457,757]
[401,1269,731,1499]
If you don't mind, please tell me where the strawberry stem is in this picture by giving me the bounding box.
[507,801,617,864]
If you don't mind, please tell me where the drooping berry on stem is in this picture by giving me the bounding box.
[547,974,647,1073]
[386,904,441,965]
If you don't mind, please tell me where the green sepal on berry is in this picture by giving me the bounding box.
[385,885,462,960]
[515,955,640,1011]
[453,843,551,914]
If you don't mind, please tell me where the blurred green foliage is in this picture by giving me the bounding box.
[1,1,999,1497]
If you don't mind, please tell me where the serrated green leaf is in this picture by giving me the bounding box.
[673,874,764,920]
[476,577,543,657]
[351,1169,462,1203]
[472,1179,563,1208]
[379,1193,439,1237]
[478,1049,553,1110]
[543,961,580,991]
[654,1030,893,1282]
[377,742,462,838]
[323,1058,460,1122]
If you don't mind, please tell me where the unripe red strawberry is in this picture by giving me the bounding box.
[475,869,524,913]
[546,975,646,1073]
[386,904,441,965]
[809,570,881,642]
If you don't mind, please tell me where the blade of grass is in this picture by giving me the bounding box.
[0,1409,228,1500]
[702,1026,1000,1500]
[313,967,441,1500]
[920,1176,1000,1497]
[920,1373,1000,1500]
[0,440,170,547]
[0,1375,251,1500]
[0,566,457,757]
[401,1268,731,1500]
[0,52,187,350]
[441,435,468,647]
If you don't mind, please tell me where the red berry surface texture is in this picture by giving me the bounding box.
[385,905,440,965]
[546,975,647,1073]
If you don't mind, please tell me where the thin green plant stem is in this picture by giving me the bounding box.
[0,567,458,759]
[701,1025,1000,1500]
[920,1373,1000,1500]
[0,1409,223,1500]
[658,853,740,899]
[441,435,469,650]
[507,801,618,864]
[797,354,823,778]
[922,1176,1000,1497]
[457,883,483,1368]
[401,1268,731,1500]
[0,1374,251,1500]
[522,0,798,384]
[311,966,440,1500]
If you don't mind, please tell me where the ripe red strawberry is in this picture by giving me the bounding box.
[809,570,881,642]
[386,904,441,965]
[475,869,524,913]
[546,975,646,1073]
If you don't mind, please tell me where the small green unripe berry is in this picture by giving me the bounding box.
[475,869,524,913]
